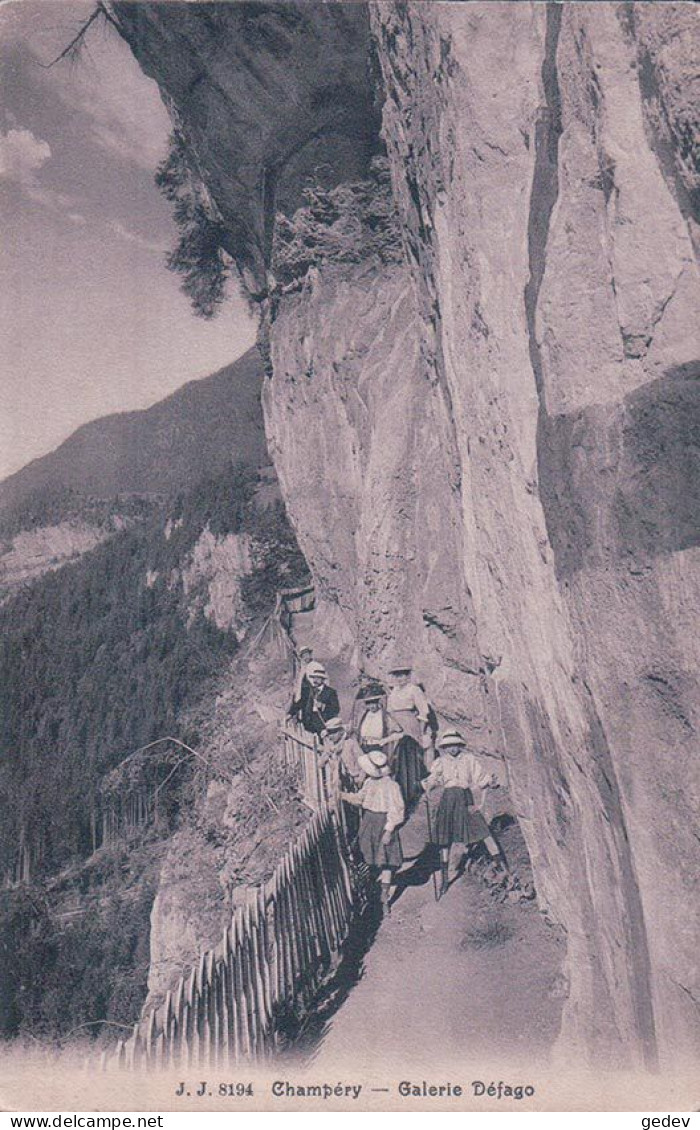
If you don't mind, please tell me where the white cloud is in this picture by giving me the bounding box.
[0,126,51,184]
[107,219,166,255]
[0,124,79,214]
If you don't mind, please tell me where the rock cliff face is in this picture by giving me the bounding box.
[179,527,253,634]
[367,3,699,1069]
[0,520,112,601]
[107,1,382,290]
[109,1,699,1069]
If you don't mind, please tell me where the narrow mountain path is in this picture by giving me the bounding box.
[305,802,567,1074]
[286,608,565,1073]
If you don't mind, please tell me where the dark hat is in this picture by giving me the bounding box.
[357,682,385,702]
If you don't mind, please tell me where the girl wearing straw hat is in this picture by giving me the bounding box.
[340,750,405,913]
[423,729,505,898]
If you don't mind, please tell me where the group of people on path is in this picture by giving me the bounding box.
[287,646,507,912]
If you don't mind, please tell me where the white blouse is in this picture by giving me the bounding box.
[359,710,386,742]
[424,752,493,793]
[386,682,430,721]
[356,776,405,834]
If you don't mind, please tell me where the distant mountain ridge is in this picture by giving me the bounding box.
[0,348,267,524]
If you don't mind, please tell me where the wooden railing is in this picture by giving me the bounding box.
[108,723,362,1069]
[281,719,337,813]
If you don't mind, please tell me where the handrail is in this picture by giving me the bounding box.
[107,719,362,1069]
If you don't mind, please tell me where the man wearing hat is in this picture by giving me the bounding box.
[340,750,405,913]
[293,661,340,737]
[386,663,431,807]
[423,729,504,898]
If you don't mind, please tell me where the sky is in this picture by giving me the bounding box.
[0,0,256,481]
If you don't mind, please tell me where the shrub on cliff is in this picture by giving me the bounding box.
[156,133,232,319]
[271,156,404,287]
[240,501,310,618]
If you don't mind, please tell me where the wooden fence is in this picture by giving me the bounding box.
[109,724,363,1069]
[281,719,336,813]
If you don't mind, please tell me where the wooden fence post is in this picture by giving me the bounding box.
[112,718,366,1070]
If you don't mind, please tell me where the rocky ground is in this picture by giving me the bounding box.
[292,803,566,1074]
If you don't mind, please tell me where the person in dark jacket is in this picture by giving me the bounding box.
[292,661,340,737]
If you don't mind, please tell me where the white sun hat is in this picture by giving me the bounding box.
[357,751,388,778]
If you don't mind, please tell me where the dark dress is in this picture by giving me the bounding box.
[393,735,428,807]
[434,787,491,846]
[386,692,429,808]
[358,810,403,868]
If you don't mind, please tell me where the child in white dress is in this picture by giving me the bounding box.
[340,750,405,914]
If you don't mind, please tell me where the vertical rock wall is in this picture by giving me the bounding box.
[369,0,699,1067]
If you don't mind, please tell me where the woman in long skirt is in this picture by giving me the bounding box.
[423,729,505,898]
[340,750,405,913]
[386,664,430,808]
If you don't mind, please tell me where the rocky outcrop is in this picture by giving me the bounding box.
[179,527,253,634]
[263,262,487,724]
[0,520,112,601]
[109,0,699,1070]
[368,2,699,1069]
[106,0,382,290]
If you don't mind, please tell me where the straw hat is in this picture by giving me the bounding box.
[306,661,327,678]
[368,750,388,768]
[357,751,388,778]
[325,716,344,732]
[388,661,412,675]
[436,729,467,750]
